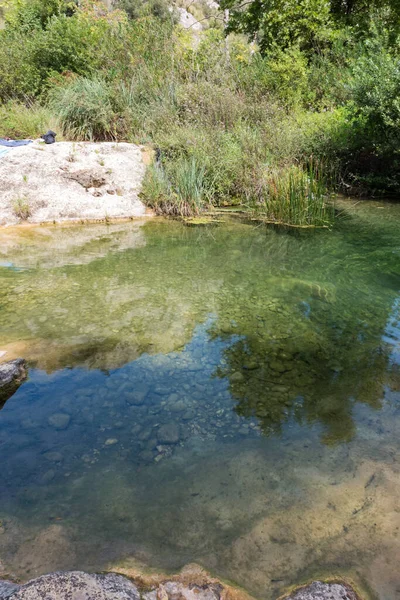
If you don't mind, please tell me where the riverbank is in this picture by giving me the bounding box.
[0,141,152,226]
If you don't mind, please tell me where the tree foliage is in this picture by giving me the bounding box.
[221,0,400,53]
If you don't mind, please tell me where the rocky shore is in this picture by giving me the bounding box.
[0,571,360,600]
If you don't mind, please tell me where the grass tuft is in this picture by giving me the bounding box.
[255,162,335,227]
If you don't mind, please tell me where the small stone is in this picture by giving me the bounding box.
[272,384,289,393]
[125,383,150,406]
[43,451,63,463]
[138,429,152,441]
[182,409,196,421]
[139,450,154,463]
[157,423,180,444]
[146,438,158,451]
[167,393,179,403]
[21,418,37,430]
[231,371,245,383]
[40,469,55,484]
[270,361,286,373]
[244,361,259,370]
[169,400,186,413]
[48,413,71,430]
[105,438,118,446]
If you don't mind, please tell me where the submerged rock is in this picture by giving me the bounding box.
[125,383,150,406]
[105,438,119,446]
[0,358,27,409]
[157,423,181,444]
[48,413,71,430]
[281,581,360,600]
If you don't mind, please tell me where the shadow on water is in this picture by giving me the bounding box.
[0,203,400,599]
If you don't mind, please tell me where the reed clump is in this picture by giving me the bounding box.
[255,162,335,227]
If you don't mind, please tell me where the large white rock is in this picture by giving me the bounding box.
[0,141,148,226]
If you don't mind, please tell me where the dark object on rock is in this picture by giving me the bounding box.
[41,130,57,145]
[0,358,27,409]
[0,571,140,600]
[0,139,32,147]
[280,580,360,600]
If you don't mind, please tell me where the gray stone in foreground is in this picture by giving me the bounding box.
[0,359,26,388]
[0,359,27,408]
[3,571,140,600]
[0,581,19,599]
[284,581,359,600]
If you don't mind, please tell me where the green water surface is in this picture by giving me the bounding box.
[0,202,399,599]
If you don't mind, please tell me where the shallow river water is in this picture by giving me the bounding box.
[0,202,400,600]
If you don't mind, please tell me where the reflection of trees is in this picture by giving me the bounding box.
[214,292,395,444]
[213,213,400,445]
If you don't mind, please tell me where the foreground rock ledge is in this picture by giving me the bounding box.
[0,141,148,226]
[0,572,361,600]
[0,358,27,408]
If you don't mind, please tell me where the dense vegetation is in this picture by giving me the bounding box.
[0,0,399,223]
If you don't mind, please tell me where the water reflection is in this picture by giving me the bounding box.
[1,203,400,599]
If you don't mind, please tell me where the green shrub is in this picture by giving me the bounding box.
[0,31,41,99]
[49,77,117,140]
[237,48,309,109]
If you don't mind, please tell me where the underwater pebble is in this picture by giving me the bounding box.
[169,400,187,413]
[104,438,118,446]
[40,469,55,484]
[231,371,245,383]
[48,413,71,430]
[157,423,181,444]
[43,451,63,463]
[125,383,150,405]
[139,450,154,463]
